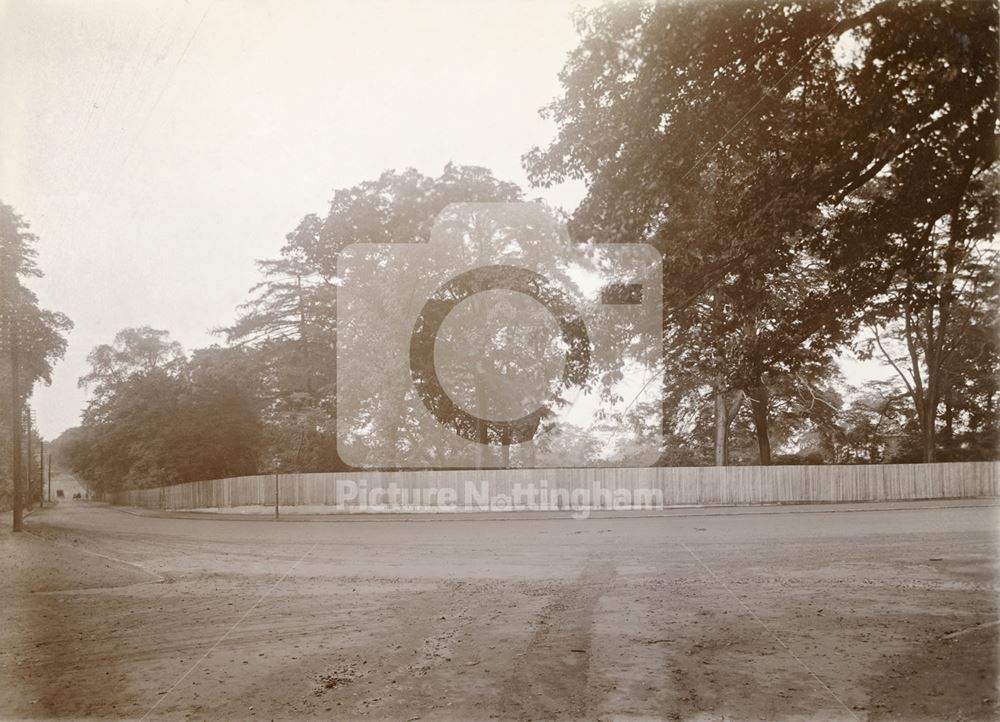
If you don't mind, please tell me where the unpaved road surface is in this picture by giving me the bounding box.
[1,500,997,721]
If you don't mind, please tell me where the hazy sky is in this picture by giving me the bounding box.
[1,0,591,438]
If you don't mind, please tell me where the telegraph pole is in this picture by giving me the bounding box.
[38,440,44,508]
[9,342,22,531]
[25,408,32,507]
[47,453,52,502]
[2,215,24,531]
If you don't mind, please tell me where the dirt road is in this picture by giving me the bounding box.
[1,500,997,721]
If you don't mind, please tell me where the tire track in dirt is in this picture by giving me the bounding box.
[499,555,617,720]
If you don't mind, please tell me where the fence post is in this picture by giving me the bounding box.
[274,473,279,519]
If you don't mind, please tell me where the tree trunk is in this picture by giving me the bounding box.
[714,390,729,467]
[296,274,312,394]
[329,269,348,471]
[475,364,490,469]
[942,394,954,455]
[922,425,936,462]
[748,385,771,465]
[921,399,937,463]
[713,386,744,467]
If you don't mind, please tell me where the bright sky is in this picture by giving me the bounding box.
[0,0,591,439]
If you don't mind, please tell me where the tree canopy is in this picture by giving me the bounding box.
[62,3,999,492]
[525,0,998,465]
[0,201,72,517]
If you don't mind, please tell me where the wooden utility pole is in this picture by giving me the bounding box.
[47,454,52,502]
[38,440,44,508]
[25,409,31,507]
[2,219,24,531]
[9,342,22,531]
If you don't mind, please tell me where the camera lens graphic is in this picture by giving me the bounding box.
[410,264,592,445]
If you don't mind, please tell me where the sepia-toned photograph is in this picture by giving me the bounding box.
[1,1,997,720]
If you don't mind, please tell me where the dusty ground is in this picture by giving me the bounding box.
[1,498,997,721]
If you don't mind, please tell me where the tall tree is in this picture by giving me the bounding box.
[79,326,186,422]
[219,215,340,472]
[221,214,333,394]
[860,229,998,461]
[228,164,530,470]
[71,332,263,493]
[525,0,998,465]
[0,201,71,529]
[837,36,998,462]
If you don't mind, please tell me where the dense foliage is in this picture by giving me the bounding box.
[524,0,998,464]
[58,1,998,492]
[57,331,262,494]
[0,201,72,510]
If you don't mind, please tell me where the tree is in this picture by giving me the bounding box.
[834,380,910,464]
[938,275,1000,460]
[219,215,340,472]
[0,201,71,529]
[525,0,998,465]
[321,165,527,469]
[840,74,997,462]
[183,347,265,479]
[79,326,186,420]
[70,331,263,493]
[661,353,845,466]
[860,235,999,462]
[221,214,334,395]
[230,164,547,470]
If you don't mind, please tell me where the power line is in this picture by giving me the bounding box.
[107,1,215,199]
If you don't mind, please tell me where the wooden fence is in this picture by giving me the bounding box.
[108,461,999,512]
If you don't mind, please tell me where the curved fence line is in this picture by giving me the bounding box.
[108,462,1000,512]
